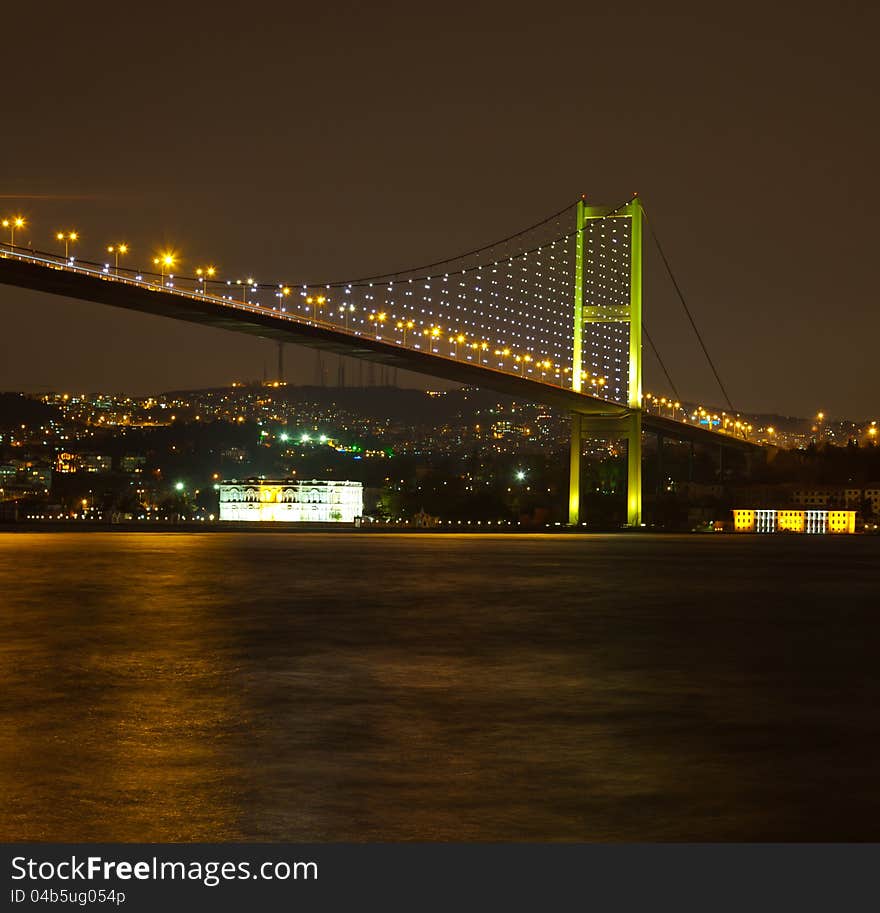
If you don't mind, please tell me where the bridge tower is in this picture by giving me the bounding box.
[568,196,643,527]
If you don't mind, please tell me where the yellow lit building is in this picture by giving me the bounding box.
[733,509,756,532]
[732,508,855,534]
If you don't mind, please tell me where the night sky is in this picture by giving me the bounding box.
[1,3,877,419]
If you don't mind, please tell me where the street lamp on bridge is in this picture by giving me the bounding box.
[470,340,489,363]
[235,277,256,304]
[153,252,176,287]
[396,319,414,345]
[56,230,78,259]
[448,333,465,358]
[107,243,129,275]
[2,216,25,250]
[275,285,291,310]
[422,326,443,352]
[305,294,327,321]
[340,303,355,330]
[196,266,217,295]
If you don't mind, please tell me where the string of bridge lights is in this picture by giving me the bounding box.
[583,217,630,404]
[1,200,641,398]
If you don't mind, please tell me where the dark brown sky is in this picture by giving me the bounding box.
[1,1,877,418]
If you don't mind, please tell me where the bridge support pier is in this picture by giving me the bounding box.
[568,410,642,528]
[625,412,642,527]
[569,195,643,529]
[568,413,581,526]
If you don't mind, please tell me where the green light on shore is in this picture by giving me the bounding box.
[175,481,185,492]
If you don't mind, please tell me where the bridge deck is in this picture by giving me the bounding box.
[0,254,758,451]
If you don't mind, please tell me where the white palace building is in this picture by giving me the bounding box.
[219,479,363,523]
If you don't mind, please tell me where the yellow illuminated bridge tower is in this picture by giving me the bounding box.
[568,196,643,527]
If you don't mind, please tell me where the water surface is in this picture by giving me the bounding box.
[1,532,878,841]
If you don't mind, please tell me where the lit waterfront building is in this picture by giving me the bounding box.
[219,479,363,523]
[732,508,856,534]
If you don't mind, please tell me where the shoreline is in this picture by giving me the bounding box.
[0,520,625,535]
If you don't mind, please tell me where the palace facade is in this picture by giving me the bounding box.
[219,479,363,523]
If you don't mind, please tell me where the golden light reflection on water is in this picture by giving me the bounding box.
[2,532,880,841]
[0,535,246,840]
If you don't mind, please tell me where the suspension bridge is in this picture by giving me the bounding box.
[0,195,758,527]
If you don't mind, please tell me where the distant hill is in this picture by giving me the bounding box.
[161,384,514,424]
[0,393,65,429]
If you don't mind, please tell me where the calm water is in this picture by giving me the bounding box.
[1,532,878,842]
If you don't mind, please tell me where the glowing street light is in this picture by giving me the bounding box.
[107,243,129,275]
[2,216,25,249]
[339,303,355,330]
[236,277,256,303]
[368,310,387,333]
[153,252,176,287]
[470,341,490,362]
[275,285,291,309]
[57,230,79,259]
[448,333,466,358]
[396,318,414,345]
[422,325,443,351]
[196,266,217,295]
[305,294,327,321]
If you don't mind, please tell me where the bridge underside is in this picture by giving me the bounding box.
[0,255,757,453]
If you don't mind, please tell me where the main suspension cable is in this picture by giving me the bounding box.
[287,194,636,290]
[301,196,583,289]
[643,324,681,402]
[642,206,735,413]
